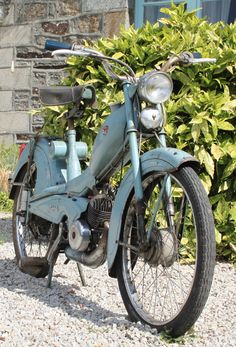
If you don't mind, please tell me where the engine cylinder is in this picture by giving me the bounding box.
[87,196,112,229]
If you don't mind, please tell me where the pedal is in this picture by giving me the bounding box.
[19,256,49,278]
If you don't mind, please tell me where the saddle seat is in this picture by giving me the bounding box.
[39,85,96,106]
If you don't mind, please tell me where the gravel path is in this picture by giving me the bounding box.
[0,212,235,347]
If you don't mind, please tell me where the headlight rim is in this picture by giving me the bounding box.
[138,70,173,104]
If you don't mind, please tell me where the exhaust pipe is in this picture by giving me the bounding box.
[65,222,108,269]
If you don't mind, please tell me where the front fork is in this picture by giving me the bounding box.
[124,83,174,247]
[158,133,175,231]
[123,83,146,246]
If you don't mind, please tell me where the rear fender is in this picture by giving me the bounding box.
[9,138,67,199]
[107,147,199,277]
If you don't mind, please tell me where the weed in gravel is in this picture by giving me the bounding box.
[160,326,197,344]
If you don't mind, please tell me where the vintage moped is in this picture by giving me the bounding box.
[9,40,216,337]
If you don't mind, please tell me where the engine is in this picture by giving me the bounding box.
[68,195,113,252]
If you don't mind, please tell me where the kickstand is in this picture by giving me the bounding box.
[46,252,59,289]
[46,263,54,289]
[76,262,86,286]
[64,258,86,286]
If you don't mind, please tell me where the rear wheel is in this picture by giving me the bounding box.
[116,166,215,337]
[12,165,58,277]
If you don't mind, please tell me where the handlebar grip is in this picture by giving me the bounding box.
[45,40,72,51]
[192,52,202,59]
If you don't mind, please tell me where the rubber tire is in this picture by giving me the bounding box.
[116,166,216,337]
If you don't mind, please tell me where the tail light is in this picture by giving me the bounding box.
[18,144,26,159]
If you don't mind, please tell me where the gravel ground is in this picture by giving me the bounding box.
[0,212,235,347]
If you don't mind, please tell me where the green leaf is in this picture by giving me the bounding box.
[191,124,201,142]
[175,71,192,85]
[230,204,236,221]
[190,112,208,125]
[176,124,188,134]
[181,237,189,245]
[214,198,230,223]
[211,144,223,160]
[217,120,234,131]
[197,147,215,178]
[204,154,215,179]
[229,243,236,254]
[112,52,125,59]
[222,160,236,179]
[215,228,222,244]
[227,145,236,159]
[86,65,98,75]
[208,118,218,139]
[200,173,212,194]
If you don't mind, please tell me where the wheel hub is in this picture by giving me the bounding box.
[143,228,177,267]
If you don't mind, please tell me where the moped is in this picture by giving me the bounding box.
[9,40,216,337]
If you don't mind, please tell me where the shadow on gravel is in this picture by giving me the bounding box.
[0,257,131,329]
[0,215,12,244]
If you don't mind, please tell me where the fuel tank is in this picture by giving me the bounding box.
[89,103,127,179]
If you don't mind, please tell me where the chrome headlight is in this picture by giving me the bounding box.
[140,107,164,130]
[138,71,173,104]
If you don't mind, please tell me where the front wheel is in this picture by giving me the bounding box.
[116,166,215,337]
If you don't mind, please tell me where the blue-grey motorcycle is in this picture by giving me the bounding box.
[9,41,216,337]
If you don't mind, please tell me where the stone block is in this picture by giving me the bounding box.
[82,0,128,12]
[58,0,81,17]
[0,111,30,132]
[62,34,101,45]
[1,2,14,26]
[46,71,64,86]
[16,3,48,23]
[0,91,12,111]
[31,95,41,109]
[0,48,13,67]
[0,25,32,47]
[13,90,30,111]
[32,113,44,125]
[32,71,47,86]
[33,57,66,68]
[71,14,102,34]
[16,46,51,59]
[48,3,57,19]
[0,67,31,90]
[104,10,129,37]
[0,133,15,146]
[41,21,69,35]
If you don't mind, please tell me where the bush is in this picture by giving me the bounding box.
[0,192,13,212]
[40,4,235,261]
[0,144,19,193]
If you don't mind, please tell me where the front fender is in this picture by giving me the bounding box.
[107,147,199,276]
[9,138,67,199]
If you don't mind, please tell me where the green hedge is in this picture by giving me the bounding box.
[41,3,236,261]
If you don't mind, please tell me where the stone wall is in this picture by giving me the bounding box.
[0,0,133,145]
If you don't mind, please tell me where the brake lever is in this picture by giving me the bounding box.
[179,52,216,65]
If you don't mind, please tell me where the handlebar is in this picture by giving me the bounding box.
[45,39,136,81]
[45,40,216,79]
[161,52,216,72]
